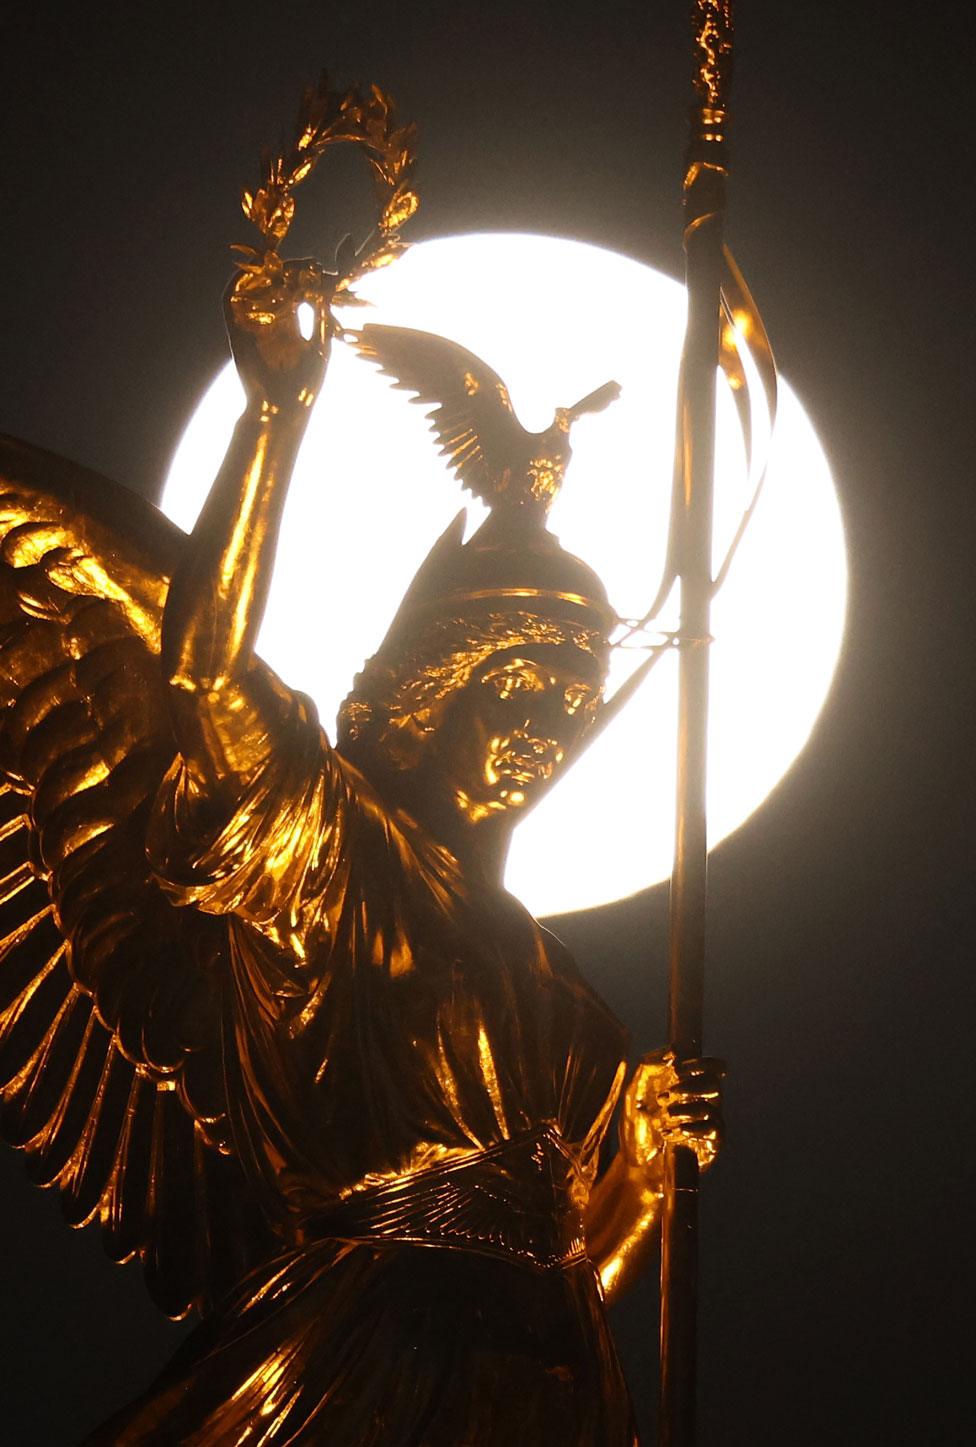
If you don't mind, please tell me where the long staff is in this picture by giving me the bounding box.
[659,4,735,1444]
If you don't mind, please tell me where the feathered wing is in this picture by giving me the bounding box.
[351,324,530,505]
[0,434,272,1319]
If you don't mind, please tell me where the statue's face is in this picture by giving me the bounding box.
[426,643,604,826]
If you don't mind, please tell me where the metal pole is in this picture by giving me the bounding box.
[659,5,734,1445]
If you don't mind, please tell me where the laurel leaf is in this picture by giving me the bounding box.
[228,244,265,276]
[233,79,419,295]
[382,188,419,232]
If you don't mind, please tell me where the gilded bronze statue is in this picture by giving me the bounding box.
[0,81,723,1444]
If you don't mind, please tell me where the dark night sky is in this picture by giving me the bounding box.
[1,3,973,1443]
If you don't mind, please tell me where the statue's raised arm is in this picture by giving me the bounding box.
[163,78,419,794]
[160,253,333,790]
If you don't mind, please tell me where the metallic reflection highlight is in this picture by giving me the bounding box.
[0,76,723,1443]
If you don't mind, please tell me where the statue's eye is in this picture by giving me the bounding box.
[488,674,516,700]
[563,685,592,716]
[484,666,544,701]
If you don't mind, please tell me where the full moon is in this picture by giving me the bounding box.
[162,233,846,918]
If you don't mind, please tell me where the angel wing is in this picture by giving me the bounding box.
[351,324,532,506]
[0,434,272,1319]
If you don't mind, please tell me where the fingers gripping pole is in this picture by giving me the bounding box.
[659,5,734,1445]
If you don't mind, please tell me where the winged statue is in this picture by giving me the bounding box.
[0,436,276,1314]
[0,82,724,1447]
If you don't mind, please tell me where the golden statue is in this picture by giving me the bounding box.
[0,80,722,1444]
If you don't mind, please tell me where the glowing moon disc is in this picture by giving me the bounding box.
[162,234,846,917]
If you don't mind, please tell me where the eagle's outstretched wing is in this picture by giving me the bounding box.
[0,434,272,1319]
[351,324,531,506]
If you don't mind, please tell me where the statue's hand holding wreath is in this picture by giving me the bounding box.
[225,77,418,417]
[620,1050,725,1178]
[225,256,334,414]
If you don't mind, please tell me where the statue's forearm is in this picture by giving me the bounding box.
[585,1150,663,1303]
[162,401,307,693]
[160,400,310,784]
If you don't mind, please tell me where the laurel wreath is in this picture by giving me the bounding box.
[232,76,419,309]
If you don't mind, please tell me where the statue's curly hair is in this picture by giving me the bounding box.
[337,606,609,773]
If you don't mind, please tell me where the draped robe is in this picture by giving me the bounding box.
[90,690,637,1445]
